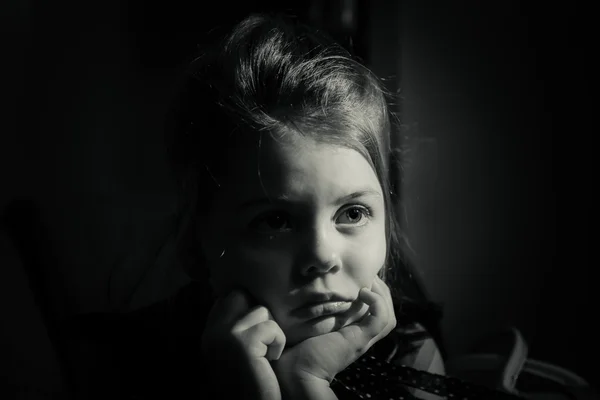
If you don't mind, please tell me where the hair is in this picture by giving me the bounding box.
[165,12,444,352]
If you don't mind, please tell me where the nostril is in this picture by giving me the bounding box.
[303,262,340,277]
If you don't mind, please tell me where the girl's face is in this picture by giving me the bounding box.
[201,133,387,346]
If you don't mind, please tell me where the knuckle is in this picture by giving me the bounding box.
[230,329,246,346]
[349,333,366,356]
[253,305,270,320]
[262,319,278,331]
[253,321,269,337]
[262,320,285,340]
[377,318,388,332]
[354,344,366,357]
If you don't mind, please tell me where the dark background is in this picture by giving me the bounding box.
[1,0,593,392]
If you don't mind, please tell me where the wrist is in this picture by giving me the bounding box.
[279,372,337,400]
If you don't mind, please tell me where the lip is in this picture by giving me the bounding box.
[291,291,355,320]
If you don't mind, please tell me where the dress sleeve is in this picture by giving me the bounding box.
[391,322,446,399]
[392,322,445,371]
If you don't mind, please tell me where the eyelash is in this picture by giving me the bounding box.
[248,204,374,234]
[338,205,372,225]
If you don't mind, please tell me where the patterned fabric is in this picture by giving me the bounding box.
[332,355,525,399]
[330,324,525,400]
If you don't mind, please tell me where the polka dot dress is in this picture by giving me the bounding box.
[331,354,525,400]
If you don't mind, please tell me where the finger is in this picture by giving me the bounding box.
[335,286,389,357]
[372,276,395,322]
[233,305,275,332]
[356,286,389,336]
[371,277,397,336]
[372,276,392,304]
[360,286,384,316]
[240,319,287,360]
[262,320,287,361]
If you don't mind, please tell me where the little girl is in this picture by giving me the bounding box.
[59,12,522,400]
[158,12,518,400]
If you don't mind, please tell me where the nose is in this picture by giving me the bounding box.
[299,224,343,277]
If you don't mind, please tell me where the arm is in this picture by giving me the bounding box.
[278,372,338,400]
[283,379,338,400]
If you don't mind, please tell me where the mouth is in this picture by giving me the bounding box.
[291,300,354,320]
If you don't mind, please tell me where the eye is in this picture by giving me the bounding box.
[249,211,293,233]
[336,206,371,226]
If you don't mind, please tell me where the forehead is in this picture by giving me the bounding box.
[212,133,382,207]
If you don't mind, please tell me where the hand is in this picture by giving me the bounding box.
[201,289,286,400]
[273,276,396,390]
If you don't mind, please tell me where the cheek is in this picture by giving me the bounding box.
[346,228,387,286]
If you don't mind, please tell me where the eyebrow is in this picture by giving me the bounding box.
[237,189,382,211]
